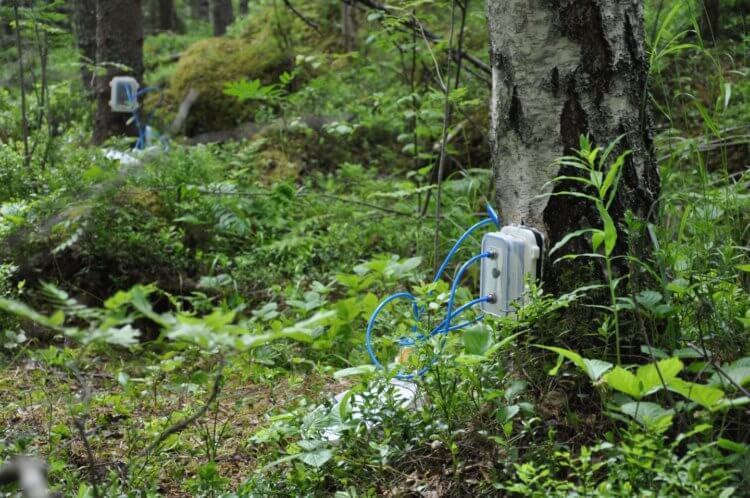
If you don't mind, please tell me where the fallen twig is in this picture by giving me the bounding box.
[168,88,200,136]
[141,363,225,457]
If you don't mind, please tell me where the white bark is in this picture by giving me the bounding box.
[486,0,658,241]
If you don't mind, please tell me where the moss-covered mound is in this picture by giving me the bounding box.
[170,34,289,135]
[168,3,337,135]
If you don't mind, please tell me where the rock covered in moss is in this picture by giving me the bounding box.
[167,3,334,135]
[170,33,289,134]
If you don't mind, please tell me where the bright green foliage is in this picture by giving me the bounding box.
[501,429,738,497]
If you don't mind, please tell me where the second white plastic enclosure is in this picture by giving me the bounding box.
[109,76,139,113]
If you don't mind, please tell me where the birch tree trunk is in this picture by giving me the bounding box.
[93,0,144,144]
[486,0,660,292]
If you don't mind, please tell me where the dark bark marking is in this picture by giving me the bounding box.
[554,0,613,103]
[508,86,524,138]
[624,14,641,70]
[560,79,588,154]
[551,67,560,97]
[490,48,513,88]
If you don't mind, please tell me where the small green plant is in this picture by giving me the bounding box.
[545,135,630,364]
[500,426,739,497]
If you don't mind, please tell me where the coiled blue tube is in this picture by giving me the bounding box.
[433,218,493,282]
[365,204,501,379]
[443,251,492,333]
[428,295,492,338]
[125,86,161,151]
[365,292,420,371]
[124,85,147,150]
[432,204,501,282]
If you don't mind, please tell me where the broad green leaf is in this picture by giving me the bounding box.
[484,332,523,357]
[717,438,748,454]
[463,324,493,355]
[333,365,376,380]
[592,230,605,251]
[536,345,585,369]
[535,345,611,381]
[604,367,642,398]
[131,286,169,327]
[104,289,133,310]
[298,448,333,468]
[637,358,683,395]
[498,404,520,423]
[582,359,614,381]
[640,344,668,359]
[49,310,66,327]
[635,290,663,310]
[505,380,527,401]
[0,298,63,330]
[390,256,422,277]
[87,325,140,347]
[710,364,750,389]
[589,170,603,189]
[548,353,565,376]
[596,204,617,256]
[535,345,585,371]
[671,347,703,359]
[548,228,598,256]
[600,151,629,202]
[668,378,724,409]
[282,310,336,335]
[713,397,750,410]
[621,401,674,432]
[455,354,489,366]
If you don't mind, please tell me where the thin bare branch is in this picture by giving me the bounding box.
[282,0,320,32]
[141,363,225,457]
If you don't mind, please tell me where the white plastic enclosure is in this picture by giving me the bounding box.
[109,76,139,113]
[480,226,544,317]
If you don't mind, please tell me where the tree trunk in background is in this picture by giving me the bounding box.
[486,0,660,293]
[93,0,144,144]
[158,0,176,30]
[211,0,234,36]
[146,0,158,33]
[239,0,249,16]
[700,0,721,42]
[73,0,97,92]
[341,2,357,51]
[191,0,210,20]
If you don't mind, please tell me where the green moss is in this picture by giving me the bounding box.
[169,32,289,134]
[166,3,335,135]
[254,148,300,184]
